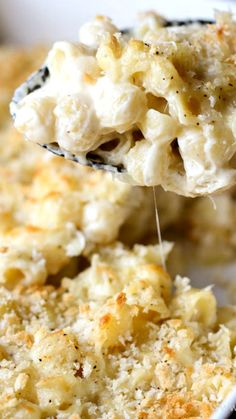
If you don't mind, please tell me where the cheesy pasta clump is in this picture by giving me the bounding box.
[12,13,236,196]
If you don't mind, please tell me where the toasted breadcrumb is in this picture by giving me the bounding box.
[0,243,235,418]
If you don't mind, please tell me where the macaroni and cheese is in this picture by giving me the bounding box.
[0,242,235,418]
[12,13,236,196]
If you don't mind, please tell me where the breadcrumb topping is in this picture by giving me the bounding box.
[0,243,235,418]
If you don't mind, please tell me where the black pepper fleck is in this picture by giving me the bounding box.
[42,66,49,82]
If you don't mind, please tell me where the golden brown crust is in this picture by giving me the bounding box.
[0,247,235,417]
[138,392,214,419]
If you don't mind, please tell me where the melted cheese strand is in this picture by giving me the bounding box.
[153,186,166,270]
[208,195,217,211]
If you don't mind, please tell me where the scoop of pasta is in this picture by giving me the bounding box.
[11,13,236,196]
